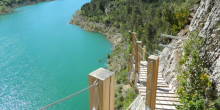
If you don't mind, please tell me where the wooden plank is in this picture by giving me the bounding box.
[145,57,152,108]
[156,93,178,98]
[152,55,159,110]
[132,33,139,88]
[88,68,115,110]
[156,100,179,105]
[137,41,142,82]
[156,97,179,102]
[132,32,136,58]
[142,46,146,61]
[128,54,132,73]
[128,54,132,86]
[155,104,176,110]
[109,73,115,110]
[131,32,137,87]
[146,55,159,110]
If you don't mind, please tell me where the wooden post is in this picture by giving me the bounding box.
[146,55,159,110]
[128,54,132,73]
[88,68,115,110]
[134,40,138,85]
[132,32,137,87]
[128,54,132,85]
[132,32,136,57]
[137,41,142,82]
[142,46,146,61]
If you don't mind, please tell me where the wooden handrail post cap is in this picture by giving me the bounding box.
[132,32,136,35]
[88,68,115,110]
[137,41,142,43]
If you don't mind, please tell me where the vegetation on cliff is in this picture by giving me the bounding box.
[72,0,201,109]
[80,0,199,54]
[177,31,220,109]
[0,0,49,14]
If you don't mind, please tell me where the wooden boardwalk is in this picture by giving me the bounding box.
[130,61,180,110]
[127,33,182,110]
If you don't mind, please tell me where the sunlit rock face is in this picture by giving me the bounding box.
[160,0,220,94]
[190,0,220,95]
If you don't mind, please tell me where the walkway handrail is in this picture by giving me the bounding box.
[115,88,135,100]
[128,32,161,110]
[129,32,150,87]
[39,81,98,110]
[39,31,168,110]
[160,34,187,40]
[88,68,115,110]
[146,55,159,110]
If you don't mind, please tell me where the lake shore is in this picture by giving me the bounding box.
[70,10,128,73]
[0,0,112,109]
[0,0,52,15]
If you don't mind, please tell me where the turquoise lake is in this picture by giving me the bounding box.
[0,0,112,109]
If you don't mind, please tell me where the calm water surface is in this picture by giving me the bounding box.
[0,0,112,109]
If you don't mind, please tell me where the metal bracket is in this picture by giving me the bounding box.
[146,106,151,110]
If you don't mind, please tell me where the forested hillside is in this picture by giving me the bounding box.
[70,0,203,109]
[0,0,49,14]
[79,0,200,54]
[72,0,202,109]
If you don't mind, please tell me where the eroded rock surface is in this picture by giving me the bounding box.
[160,0,220,94]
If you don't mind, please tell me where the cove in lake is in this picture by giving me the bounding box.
[0,0,112,109]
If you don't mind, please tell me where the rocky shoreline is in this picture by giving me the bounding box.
[70,10,134,109]
[70,10,128,73]
[0,0,52,15]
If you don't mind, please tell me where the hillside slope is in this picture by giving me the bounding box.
[159,0,219,109]
[129,0,219,109]
[71,0,219,109]
[0,0,50,14]
[160,0,219,96]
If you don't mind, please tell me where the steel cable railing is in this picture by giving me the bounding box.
[39,81,98,110]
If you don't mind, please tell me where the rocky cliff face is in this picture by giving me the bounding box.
[190,0,220,95]
[160,0,220,94]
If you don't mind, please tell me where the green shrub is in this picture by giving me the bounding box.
[122,89,137,109]
[107,53,111,59]
[116,85,123,94]
[177,30,219,110]
[79,0,199,54]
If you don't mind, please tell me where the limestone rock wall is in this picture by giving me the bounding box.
[160,0,220,94]
[190,0,220,95]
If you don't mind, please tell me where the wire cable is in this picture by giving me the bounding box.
[138,44,143,49]
[39,81,98,110]
[145,51,150,56]
[115,72,129,78]
[137,52,147,62]
[115,88,135,100]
